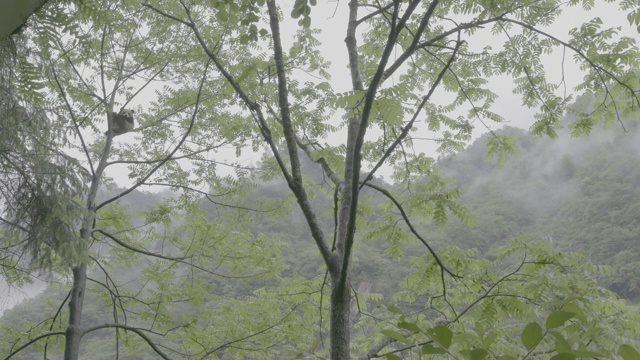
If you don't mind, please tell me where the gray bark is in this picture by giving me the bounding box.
[330,275,351,360]
[63,264,87,360]
[64,115,114,360]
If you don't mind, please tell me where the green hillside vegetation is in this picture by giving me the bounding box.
[4,120,640,358]
[438,122,640,299]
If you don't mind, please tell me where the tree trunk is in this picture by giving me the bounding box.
[330,276,351,360]
[64,263,87,360]
[63,125,113,359]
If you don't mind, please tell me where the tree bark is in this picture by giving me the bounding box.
[63,263,87,360]
[64,114,114,359]
[330,275,351,360]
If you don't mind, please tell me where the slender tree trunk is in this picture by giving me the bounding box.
[64,263,87,360]
[330,116,360,359]
[327,2,365,357]
[63,123,113,359]
[63,216,93,360]
[330,275,351,360]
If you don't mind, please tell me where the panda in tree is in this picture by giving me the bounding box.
[105,109,135,136]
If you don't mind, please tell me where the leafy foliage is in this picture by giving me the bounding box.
[0,40,88,271]
[1,0,640,359]
[358,240,640,359]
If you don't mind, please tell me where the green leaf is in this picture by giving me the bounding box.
[497,356,516,360]
[300,16,311,28]
[291,8,301,19]
[381,329,408,344]
[483,332,498,349]
[397,321,421,332]
[546,311,575,329]
[239,34,251,45]
[422,344,446,355]
[620,345,640,360]
[548,331,571,353]
[427,325,453,349]
[550,353,576,360]
[561,303,586,323]
[573,351,604,358]
[522,322,543,351]
[385,304,404,314]
[386,355,402,360]
[216,10,228,22]
[474,322,484,337]
[627,10,640,26]
[470,348,489,360]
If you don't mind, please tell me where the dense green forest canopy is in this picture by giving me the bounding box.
[1,0,640,359]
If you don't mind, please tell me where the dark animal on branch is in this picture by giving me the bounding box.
[105,109,135,136]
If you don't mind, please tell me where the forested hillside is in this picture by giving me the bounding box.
[236,118,640,301]
[438,121,640,299]
[243,119,640,301]
[4,119,640,358]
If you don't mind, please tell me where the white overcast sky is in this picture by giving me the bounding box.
[310,0,638,132]
[98,1,640,186]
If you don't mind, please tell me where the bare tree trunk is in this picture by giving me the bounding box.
[264,5,356,357]
[330,276,351,360]
[63,263,87,360]
[325,1,366,357]
[63,118,114,360]
[329,115,360,359]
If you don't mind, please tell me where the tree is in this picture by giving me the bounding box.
[3,0,640,359]
[2,2,282,359]
[143,0,639,358]
[0,10,88,288]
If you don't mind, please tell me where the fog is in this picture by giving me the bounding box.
[0,277,49,315]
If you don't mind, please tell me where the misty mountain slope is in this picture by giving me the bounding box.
[98,123,640,299]
[438,122,640,298]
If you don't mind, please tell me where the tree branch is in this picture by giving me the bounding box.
[4,332,66,360]
[502,17,640,109]
[361,34,462,188]
[340,0,430,290]
[363,182,459,279]
[97,60,210,210]
[82,323,172,360]
[196,303,302,360]
[266,0,333,269]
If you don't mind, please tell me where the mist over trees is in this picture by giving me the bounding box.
[1,0,640,359]
[439,121,640,298]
